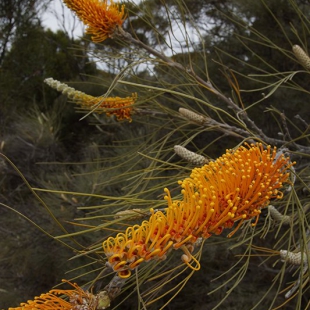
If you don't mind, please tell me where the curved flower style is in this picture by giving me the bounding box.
[103,210,173,279]
[293,45,310,70]
[103,143,294,278]
[44,78,137,122]
[8,280,97,310]
[62,0,126,42]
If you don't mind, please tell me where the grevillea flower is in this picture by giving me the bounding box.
[103,210,173,279]
[44,78,137,122]
[62,0,126,42]
[168,143,294,238]
[103,143,294,278]
[8,280,98,310]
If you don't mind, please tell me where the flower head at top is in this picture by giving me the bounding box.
[62,0,126,42]
[44,78,137,122]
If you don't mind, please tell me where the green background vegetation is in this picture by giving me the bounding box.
[0,0,309,309]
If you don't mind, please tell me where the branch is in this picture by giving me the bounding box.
[114,27,310,154]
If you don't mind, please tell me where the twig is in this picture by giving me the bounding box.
[114,27,310,154]
[294,114,309,130]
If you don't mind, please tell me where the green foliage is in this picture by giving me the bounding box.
[1,0,310,309]
[1,26,96,112]
[0,0,51,65]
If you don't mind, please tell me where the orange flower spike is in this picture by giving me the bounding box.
[165,187,200,247]
[149,226,168,251]
[125,225,144,258]
[182,203,201,236]
[105,226,142,271]
[85,94,137,122]
[144,209,163,245]
[102,143,294,276]
[8,280,93,310]
[234,145,292,209]
[102,236,118,256]
[52,280,98,309]
[44,78,137,122]
[104,233,128,270]
[177,143,294,237]
[145,210,173,257]
[165,200,184,238]
[62,0,126,42]
[103,211,173,277]
[9,293,71,310]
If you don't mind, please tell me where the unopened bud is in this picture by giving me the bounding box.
[280,250,308,266]
[179,108,207,125]
[174,145,208,165]
[268,205,291,225]
[293,45,310,70]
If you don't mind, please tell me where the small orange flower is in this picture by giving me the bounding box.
[44,78,137,121]
[62,0,126,42]
[103,143,294,277]
[8,292,71,310]
[75,92,137,122]
[8,280,97,310]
